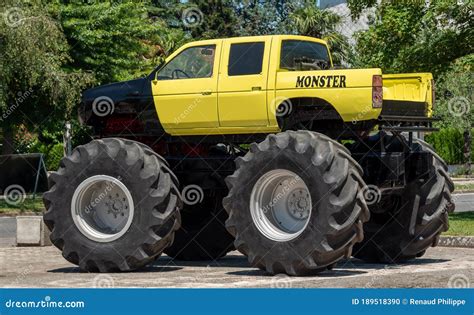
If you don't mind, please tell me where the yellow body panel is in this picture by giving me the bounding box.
[151,35,433,136]
[273,68,382,122]
[382,73,434,117]
[217,36,273,127]
[152,39,222,129]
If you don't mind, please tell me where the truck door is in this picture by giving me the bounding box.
[152,42,220,130]
[217,37,272,127]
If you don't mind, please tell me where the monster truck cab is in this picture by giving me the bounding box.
[81,35,436,139]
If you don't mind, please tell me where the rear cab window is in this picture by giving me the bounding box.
[228,42,265,76]
[280,40,331,71]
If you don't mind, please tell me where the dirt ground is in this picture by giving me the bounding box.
[0,246,472,288]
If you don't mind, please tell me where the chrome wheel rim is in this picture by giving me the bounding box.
[71,175,134,242]
[250,169,312,242]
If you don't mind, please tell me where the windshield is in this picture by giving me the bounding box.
[280,40,331,71]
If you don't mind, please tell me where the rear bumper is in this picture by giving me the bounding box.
[381,100,428,117]
[378,115,439,132]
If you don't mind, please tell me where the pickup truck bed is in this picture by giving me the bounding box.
[382,73,434,118]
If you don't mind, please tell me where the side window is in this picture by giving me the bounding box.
[228,42,265,76]
[280,40,330,71]
[157,45,216,80]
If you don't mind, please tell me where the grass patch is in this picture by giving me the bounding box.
[444,212,474,236]
[454,182,474,192]
[0,196,45,215]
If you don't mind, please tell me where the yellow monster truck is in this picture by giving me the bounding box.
[43,35,454,276]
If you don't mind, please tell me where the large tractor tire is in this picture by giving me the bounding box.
[165,160,234,261]
[352,135,455,263]
[43,138,181,272]
[223,130,370,276]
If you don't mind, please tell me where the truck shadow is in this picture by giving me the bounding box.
[157,254,367,277]
[47,255,450,276]
[48,265,182,273]
[157,254,450,278]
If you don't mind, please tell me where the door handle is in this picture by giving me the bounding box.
[201,91,212,95]
[252,86,262,91]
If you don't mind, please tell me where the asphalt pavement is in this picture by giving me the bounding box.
[0,246,472,288]
[0,217,15,247]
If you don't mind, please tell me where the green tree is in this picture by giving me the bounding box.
[351,0,473,76]
[431,55,473,173]
[289,1,350,65]
[51,0,186,84]
[232,0,293,36]
[0,1,93,155]
[183,0,237,39]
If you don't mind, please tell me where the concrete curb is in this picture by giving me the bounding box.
[16,216,51,246]
[438,236,474,248]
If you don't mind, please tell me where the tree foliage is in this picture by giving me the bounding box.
[184,0,237,39]
[433,55,473,131]
[289,1,350,65]
[51,0,186,84]
[232,0,293,36]
[352,0,473,76]
[425,128,474,164]
[0,0,93,154]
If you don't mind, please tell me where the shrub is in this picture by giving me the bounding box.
[425,128,474,165]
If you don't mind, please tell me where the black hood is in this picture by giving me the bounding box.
[81,77,148,102]
[78,75,156,128]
